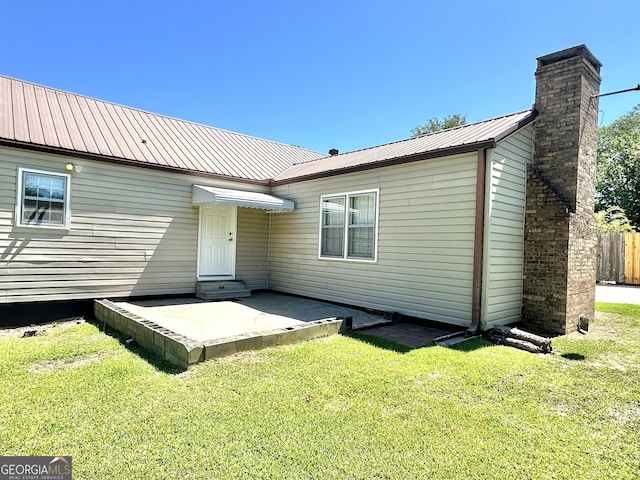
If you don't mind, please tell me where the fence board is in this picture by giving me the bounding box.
[625,233,640,285]
[597,232,625,284]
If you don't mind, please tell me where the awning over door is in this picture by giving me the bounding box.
[192,185,294,212]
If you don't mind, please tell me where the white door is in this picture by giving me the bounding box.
[198,204,237,279]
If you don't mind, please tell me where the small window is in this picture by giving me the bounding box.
[17,168,70,228]
[319,189,378,261]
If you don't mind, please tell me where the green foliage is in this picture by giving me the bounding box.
[595,206,635,232]
[1,313,639,479]
[596,104,640,228]
[411,114,467,137]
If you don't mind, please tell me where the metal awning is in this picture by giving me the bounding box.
[192,185,294,212]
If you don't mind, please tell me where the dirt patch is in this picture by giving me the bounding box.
[29,349,116,373]
[608,402,640,425]
[565,312,624,342]
[0,318,86,339]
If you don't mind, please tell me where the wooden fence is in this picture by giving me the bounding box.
[597,232,640,285]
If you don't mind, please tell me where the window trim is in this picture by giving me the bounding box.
[318,188,379,263]
[15,167,71,230]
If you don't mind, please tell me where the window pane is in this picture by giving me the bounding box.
[348,226,374,258]
[24,186,38,197]
[49,202,64,223]
[24,174,38,188]
[51,178,65,200]
[322,197,345,226]
[37,177,52,198]
[51,188,65,200]
[51,178,65,191]
[321,228,344,257]
[36,201,51,221]
[22,199,37,223]
[349,193,375,226]
[321,197,345,257]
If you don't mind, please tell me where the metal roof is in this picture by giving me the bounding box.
[0,75,325,182]
[0,75,535,185]
[274,110,536,183]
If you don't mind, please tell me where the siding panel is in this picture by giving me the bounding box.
[236,208,269,290]
[0,146,270,303]
[482,125,533,327]
[271,153,477,326]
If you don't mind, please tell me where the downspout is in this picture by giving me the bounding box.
[468,148,488,335]
[267,213,272,290]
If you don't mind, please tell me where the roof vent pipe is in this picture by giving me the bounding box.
[329,149,339,156]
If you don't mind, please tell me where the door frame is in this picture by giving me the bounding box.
[196,204,237,281]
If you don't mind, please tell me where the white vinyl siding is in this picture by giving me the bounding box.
[236,207,269,290]
[272,154,477,326]
[481,124,533,327]
[0,146,270,303]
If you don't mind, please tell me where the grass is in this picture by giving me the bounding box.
[0,304,638,479]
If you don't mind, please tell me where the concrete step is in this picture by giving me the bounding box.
[196,281,251,300]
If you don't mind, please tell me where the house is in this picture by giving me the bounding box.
[0,45,601,334]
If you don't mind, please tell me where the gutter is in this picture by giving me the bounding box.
[272,111,538,187]
[270,140,497,186]
[468,148,487,336]
[0,139,270,186]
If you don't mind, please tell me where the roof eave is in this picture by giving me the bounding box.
[271,139,497,186]
[0,139,270,186]
[492,110,538,144]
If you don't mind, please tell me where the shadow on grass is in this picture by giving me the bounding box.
[347,331,493,353]
[448,337,495,352]
[347,332,415,353]
[88,318,186,375]
[561,353,586,361]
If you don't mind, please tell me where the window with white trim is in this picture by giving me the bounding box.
[17,168,70,228]
[319,189,378,261]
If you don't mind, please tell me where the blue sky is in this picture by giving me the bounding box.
[4,0,639,154]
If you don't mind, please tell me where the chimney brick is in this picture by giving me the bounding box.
[522,45,601,335]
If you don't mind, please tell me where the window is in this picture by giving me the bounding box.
[320,189,378,261]
[17,168,70,228]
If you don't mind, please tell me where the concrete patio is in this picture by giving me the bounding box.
[93,292,389,368]
[118,292,387,340]
[86,284,640,369]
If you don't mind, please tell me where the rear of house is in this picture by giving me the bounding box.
[268,117,534,328]
[0,74,319,312]
[0,44,601,334]
[0,146,280,303]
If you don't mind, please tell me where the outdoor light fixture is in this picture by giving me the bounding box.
[64,163,82,173]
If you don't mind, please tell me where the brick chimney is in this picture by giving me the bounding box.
[522,45,602,335]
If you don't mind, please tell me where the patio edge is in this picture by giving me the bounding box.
[93,300,348,368]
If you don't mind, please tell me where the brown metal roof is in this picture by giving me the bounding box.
[0,75,535,185]
[0,75,325,182]
[274,110,536,184]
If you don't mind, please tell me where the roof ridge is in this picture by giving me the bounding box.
[0,74,323,156]
[412,109,534,139]
[291,109,534,165]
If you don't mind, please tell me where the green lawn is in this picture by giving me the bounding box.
[1,304,638,479]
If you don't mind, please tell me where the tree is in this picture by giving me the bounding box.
[595,206,635,233]
[596,104,640,228]
[411,114,467,137]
